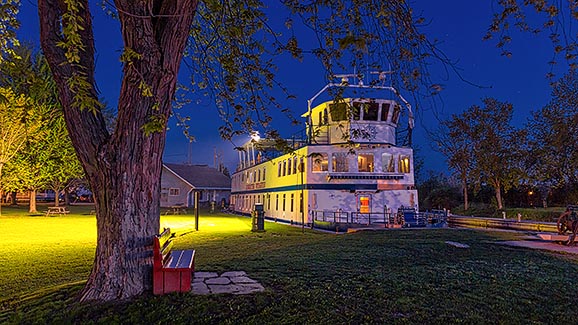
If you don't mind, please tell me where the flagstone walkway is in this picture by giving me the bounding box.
[192,271,265,295]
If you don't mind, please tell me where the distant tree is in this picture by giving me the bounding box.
[469,98,526,210]
[526,71,578,206]
[0,87,36,215]
[435,116,475,211]
[417,171,461,210]
[441,98,526,211]
[0,46,82,212]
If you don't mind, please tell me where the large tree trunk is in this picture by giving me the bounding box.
[494,180,503,210]
[39,0,197,301]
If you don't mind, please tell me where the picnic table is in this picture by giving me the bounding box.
[45,206,70,216]
[165,205,187,215]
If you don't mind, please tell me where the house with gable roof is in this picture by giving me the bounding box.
[161,163,231,208]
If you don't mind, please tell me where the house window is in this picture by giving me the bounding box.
[332,153,349,172]
[169,188,180,196]
[263,167,266,181]
[358,154,374,172]
[278,162,282,177]
[267,194,271,210]
[382,153,394,172]
[287,158,292,175]
[258,169,261,182]
[276,194,279,211]
[293,156,298,174]
[312,153,328,172]
[300,157,304,173]
[283,160,287,176]
[290,193,294,212]
[399,155,411,173]
[283,194,286,212]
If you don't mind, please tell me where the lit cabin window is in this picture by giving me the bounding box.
[311,153,329,172]
[332,153,349,172]
[381,103,390,121]
[399,155,410,173]
[392,104,401,124]
[358,153,374,172]
[381,153,395,172]
[329,102,348,121]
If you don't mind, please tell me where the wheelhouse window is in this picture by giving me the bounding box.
[311,153,329,172]
[358,153,374,172]
[381,153,395,172]
[332,153,349,172]
[399,155,410,173]
[353,101,379,121]
[392,104,401,124]
[329,102,348,122]
[381,103,390,122]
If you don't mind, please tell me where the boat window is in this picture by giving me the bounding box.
[362,102,379,121]
[381,103,390,121]
[399,155,410,173]
[332,153,349,172]
[351,102,361,120]
[357,153,374,172]
[392,104,401,124]
[329,102,348,121]
[381,153,395,172]
[311,153,329,172]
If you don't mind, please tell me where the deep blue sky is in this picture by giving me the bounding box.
[17,1,564,175]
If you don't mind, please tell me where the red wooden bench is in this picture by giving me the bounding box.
[153,228,195,295]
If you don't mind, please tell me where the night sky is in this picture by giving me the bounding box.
[16,1,565,175]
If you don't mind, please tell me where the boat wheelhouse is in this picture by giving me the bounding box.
[230,74,418,226]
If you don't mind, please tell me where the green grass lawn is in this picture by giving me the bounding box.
[2,205,578,323]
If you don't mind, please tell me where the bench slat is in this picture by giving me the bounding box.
[164,250,195,270]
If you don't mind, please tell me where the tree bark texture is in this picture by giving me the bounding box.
[38,0,197,301]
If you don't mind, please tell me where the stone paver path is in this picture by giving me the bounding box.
[192,271,265,295]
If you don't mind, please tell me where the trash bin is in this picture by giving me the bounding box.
[252,203,265,232]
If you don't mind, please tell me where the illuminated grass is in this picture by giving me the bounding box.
[2,207,578,323]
